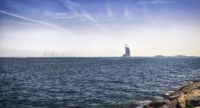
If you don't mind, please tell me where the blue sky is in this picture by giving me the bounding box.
[0,0,200,57]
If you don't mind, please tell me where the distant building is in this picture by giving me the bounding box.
[122,44,131,57]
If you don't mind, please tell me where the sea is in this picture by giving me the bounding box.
[0,57,200,108]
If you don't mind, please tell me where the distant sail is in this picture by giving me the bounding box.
[122,44,131,57]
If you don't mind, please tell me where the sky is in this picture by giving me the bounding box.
[0,0,200,57]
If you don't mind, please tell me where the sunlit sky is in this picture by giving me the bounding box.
[0,0,200,57]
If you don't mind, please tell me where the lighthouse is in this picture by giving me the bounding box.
[122,44,131,57]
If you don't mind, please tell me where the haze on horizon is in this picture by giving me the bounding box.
[0,0,200,57]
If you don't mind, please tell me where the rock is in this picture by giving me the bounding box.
[143,101,167,108]
[164,91,174,96]
[169,82,200,100]
[178,82,200,92]
[143,81,200,108]
[149,101,167,107]
[186,97,200,107]
[164,99,177,108]
[177,90,200,108]
[153,96,165,101]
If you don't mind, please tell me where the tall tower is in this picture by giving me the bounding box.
[123,44,131,57]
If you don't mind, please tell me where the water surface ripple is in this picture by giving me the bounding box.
[0,57,200,107]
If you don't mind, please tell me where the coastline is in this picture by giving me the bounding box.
[112,81,200,108]
[143,81,200,108]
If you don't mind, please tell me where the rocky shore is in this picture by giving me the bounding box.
[144,81,200,108]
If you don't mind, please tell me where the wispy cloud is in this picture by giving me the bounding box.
[152,0,171,4]
[60,0,108,32]
[0,10,74,36]
[44,11,77,20]
[124,4,130,19]
[59,0,81,17]
[81,11,108,32]
[138,0,171,5]
[106,2,114,19]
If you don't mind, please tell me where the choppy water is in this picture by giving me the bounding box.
[0,57,200,108]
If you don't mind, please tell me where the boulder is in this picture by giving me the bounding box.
[177,89,200,108]
[143,101,167,108]
[169,82,200,100]
[186,97,200,107]
[143,81,200,108]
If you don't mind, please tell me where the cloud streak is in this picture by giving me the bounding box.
[81,11,108,32]
[59,0,81,17]
[60,0,109,33]
[124,5,130,19]
[0,10,74,36]
[106,2,114,19]
[44,11,77,20]
[138,0,171,5]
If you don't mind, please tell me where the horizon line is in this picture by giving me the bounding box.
[0,55,199,58]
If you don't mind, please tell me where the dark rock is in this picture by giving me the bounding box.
[186,97,200,107]
[165,99,178,108]
[143,101,167,108]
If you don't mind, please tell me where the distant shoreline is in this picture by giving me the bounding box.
[0,56,199,59]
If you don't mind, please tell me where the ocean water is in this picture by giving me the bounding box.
[0,57,200,108]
